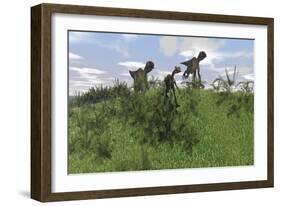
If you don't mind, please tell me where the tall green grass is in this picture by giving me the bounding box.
[68,83,254,173]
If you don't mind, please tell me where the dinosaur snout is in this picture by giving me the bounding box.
[174,66,181,73]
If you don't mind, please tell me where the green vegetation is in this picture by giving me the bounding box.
[68,80,254,174]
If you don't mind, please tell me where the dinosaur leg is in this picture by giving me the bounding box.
[183,70,190,80]
[197,67,201,83]
[192,72,196,88]
[197,67,204,88]
[192,72,196,81]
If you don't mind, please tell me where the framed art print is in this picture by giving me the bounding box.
[31,3,274,202]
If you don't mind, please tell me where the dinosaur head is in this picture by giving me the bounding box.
[144,61,154,73]
[174,66,181,74]
[197,51,207,62]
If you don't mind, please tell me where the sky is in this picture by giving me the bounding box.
[68,31,254,95]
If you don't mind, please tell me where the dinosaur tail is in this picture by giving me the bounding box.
[129,70,135,79]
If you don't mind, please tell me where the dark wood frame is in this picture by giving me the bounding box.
[31,3,274,202]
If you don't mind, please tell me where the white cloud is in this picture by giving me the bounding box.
[159,36,228,69]
[217,66,254,82]
[150,69,171,80]
[179,50,195,59]
[206,66,230,72]
[69,32,91,43]
[220,66,252,75]
[120,72,131,77]
[69,32,129,57]
[219,68,238,78]
[70,67,107,75]
[118,61,145,69]
[181,37,225,53]
[159,36,179,56]
[179,37,225,68]
[70,80,98,87]
[69,66,114,95]
[243,73,255,81]
[223,51,253,59]
[69,52,84,60]
[122,34,139,41]
[180,50,253,69]
[94,39,129,57]
[110,43,129,57]
[179,37,253,70]
[180,50,221,68]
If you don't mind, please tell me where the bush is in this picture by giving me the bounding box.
[119,86,200,151]
[69,103,115,160]
[68,76,254,173]
[214,91,254,118]
[70,79,131,106]
[68,87,254,173]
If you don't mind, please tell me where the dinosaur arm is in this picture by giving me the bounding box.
[183,69,189,77]
[181,57,195,67]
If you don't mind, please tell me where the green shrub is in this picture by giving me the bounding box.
[68,78,254,173]
[70,79,131,106]
[213,90,253,118]
[68,104,115,160]
[118,86,200,151]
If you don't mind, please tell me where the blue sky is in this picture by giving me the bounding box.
[68,31,254,95]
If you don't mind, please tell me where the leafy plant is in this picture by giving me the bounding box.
[212,66,238,92]
[119,85,200,152]
[70,79,131,106]
[148,76,162,89]
[68,73,254,173]
[237,81,254,93]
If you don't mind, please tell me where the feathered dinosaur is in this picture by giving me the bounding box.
[164,66,181,106]
[129,61,154,92]
[181,51,207,82]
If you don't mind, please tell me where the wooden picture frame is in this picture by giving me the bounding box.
[31,3,274,202]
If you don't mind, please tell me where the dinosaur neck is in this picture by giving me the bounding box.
[144,67,152,74]
[171,70,176,77]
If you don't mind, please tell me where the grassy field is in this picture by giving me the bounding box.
[68,84,254,174]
